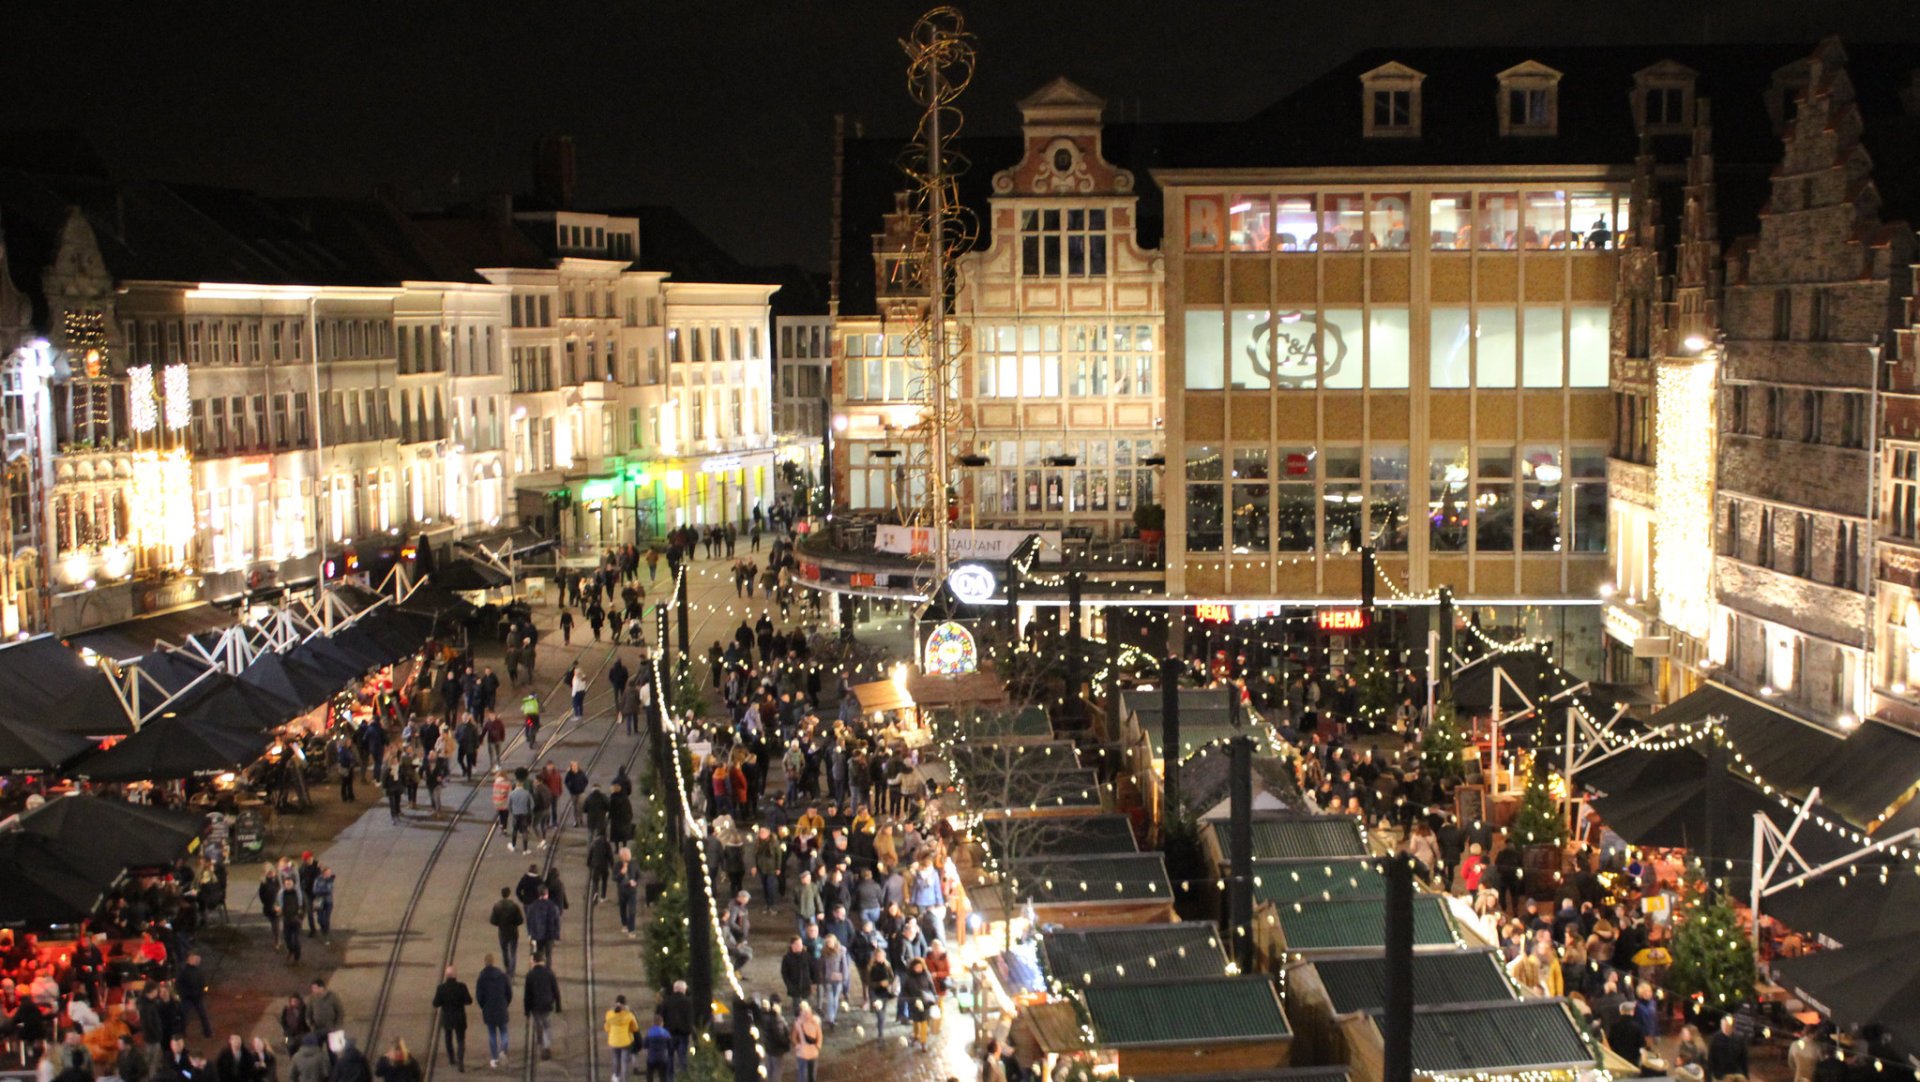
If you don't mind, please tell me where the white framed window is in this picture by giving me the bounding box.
[1359,62,1425,138]
[1497,61,1561,137]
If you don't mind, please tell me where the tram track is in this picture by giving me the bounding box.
[361,636,619,1065]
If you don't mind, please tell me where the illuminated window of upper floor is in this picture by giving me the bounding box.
[1020,208,1107,278]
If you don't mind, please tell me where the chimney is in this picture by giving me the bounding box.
[534,135,577,209]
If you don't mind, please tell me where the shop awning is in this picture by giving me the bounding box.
[0,715,94,772]
[0,636,132,737]
[323,625,396,670]
[66,603,235,664]
[131,650,221,697]
[352,608,432,659]
[11,794,203,872]
[1774,937,1920,1051]
[75,712,273,783]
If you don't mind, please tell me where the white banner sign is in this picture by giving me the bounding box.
[873,525,1062,563]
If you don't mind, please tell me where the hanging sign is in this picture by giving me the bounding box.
[923,620,979,676]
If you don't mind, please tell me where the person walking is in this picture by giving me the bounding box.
[604,995,640,1082]
[565,761,590,826]
[899,956,936,1052]
[791,1001,822,1082]
[615,852,641,937]
[306,979,345,1045]
[521,691,542,750]
[312,867,336,943]
[523,958,561,1062]
[559,610,574,646]
[818,935,850,1031]
[431,965,472,1073]
[489,889,523,977]
[476,954,513,1069]
[507,781,534,853]
[571,665,590,721]
[619,680,642,737]
[642,1011,674,1082]
[373,1039,421,1082]
[383,768,405,824]
[779,937,815,1018]
[657,982,693,1072]
[587,832,615,904]
[484,713,506,769]
[291,1033,330,1082]
[526,888,562,964]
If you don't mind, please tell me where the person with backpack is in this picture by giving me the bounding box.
[642,1011,674,1082]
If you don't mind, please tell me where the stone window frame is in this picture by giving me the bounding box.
[1496,61,1562,137]
[1632,61,1698,135]
[1360,62,1425,139]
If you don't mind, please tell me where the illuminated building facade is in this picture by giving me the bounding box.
[830,80,1166,536]
[1713,42,1916,731]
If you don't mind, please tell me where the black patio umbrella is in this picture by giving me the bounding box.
[167,676,299,732]
[239,651,338,712]
[14,794,203,872]
[74,713,272,784]
[0,715,94,772]
[0,831,111,927]
[1774,936,1920,1046]
[1764,864,1920,948]
[287,636,371,683]
[324,624,395,670]
[355,609,430,658]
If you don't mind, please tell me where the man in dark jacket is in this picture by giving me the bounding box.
[1708,1014,1750,1080]
[515,864,543,907]
[587,833,615,904]
[523,958,561,1062]
[779,937,815,1016]
[657,981,694,1072]
[488,888,524,976]
[475,955,513,1068]
[431,965,473,1071]
[583,785,610,837]
[329,1037,372,1082]
[526,888,561,964]
[177,951,213,1038]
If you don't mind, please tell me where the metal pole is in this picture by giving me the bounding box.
[924,41,952,588]
[1703,737,1724,900]
[1383,854,1414,1082]
[1066,571,1083,727]
[1160,656,1183,821]
[730,997,759,1082]
[685,836,713,1027]
[676,563,690,668]
[1228,735,1255,973]
[1749,812,1765,952]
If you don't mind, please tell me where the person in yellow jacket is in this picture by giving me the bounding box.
[604,995,640,1081]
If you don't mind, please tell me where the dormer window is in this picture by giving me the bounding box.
[1497,61,1561,137]
[1634,61,1698,135]
[1360,62,1424,138]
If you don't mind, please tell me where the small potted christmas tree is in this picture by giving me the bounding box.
[1134,502,1166,548]
[1512,758,1567,896]
[1420,700,1469,781]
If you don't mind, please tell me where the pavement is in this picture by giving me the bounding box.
[191,546,981,1082]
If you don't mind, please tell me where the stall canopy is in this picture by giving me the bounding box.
[458,525,557,562]
[1762,863,1920,948]
[66,604,235,664]
[287,636,371,683]
[0,714,94,772]
[239,651,341,712]
[165,675,300,732]
[433,560,512,593]
[12,795,203,872]
[325,624,397,670]
[0,832,111,928]
[0,636,132,737]
[75,712,273,783]
[132,650,221,697]
[353,608,432,658]
[1450,647,1587,716]
[1773,937,1920,1046]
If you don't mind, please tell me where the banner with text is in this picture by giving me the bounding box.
[873,525,1063,563]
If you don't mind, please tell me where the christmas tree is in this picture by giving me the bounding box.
[644,873,692,990]
[1512,759,1566,847]
[1667,876,1757,1014]
[1420,701,1469,781]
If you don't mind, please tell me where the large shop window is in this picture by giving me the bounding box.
[1232,449,1270,552]
[1571,446,1608,552]
[1186,444,1225,553]
[1431,308,1471,388]
[1429,442,1471,553]
[1370,445,1410,551]
[1568,307,1610,386]
[1523,307,1564,388]
[1476,444,1516,553]
[1186,310,1225,390]
[1370,310,1411,388]
[1520,445,1562,552]
[1191,307,1400,391]
[1276,446,1316,552]
[1325,447,1364,553]
[1478,308,1519,388]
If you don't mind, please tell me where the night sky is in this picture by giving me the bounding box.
[10,0,1906,271]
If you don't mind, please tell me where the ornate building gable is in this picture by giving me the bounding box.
[990,77,1134,198]
[42,207,120,377]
